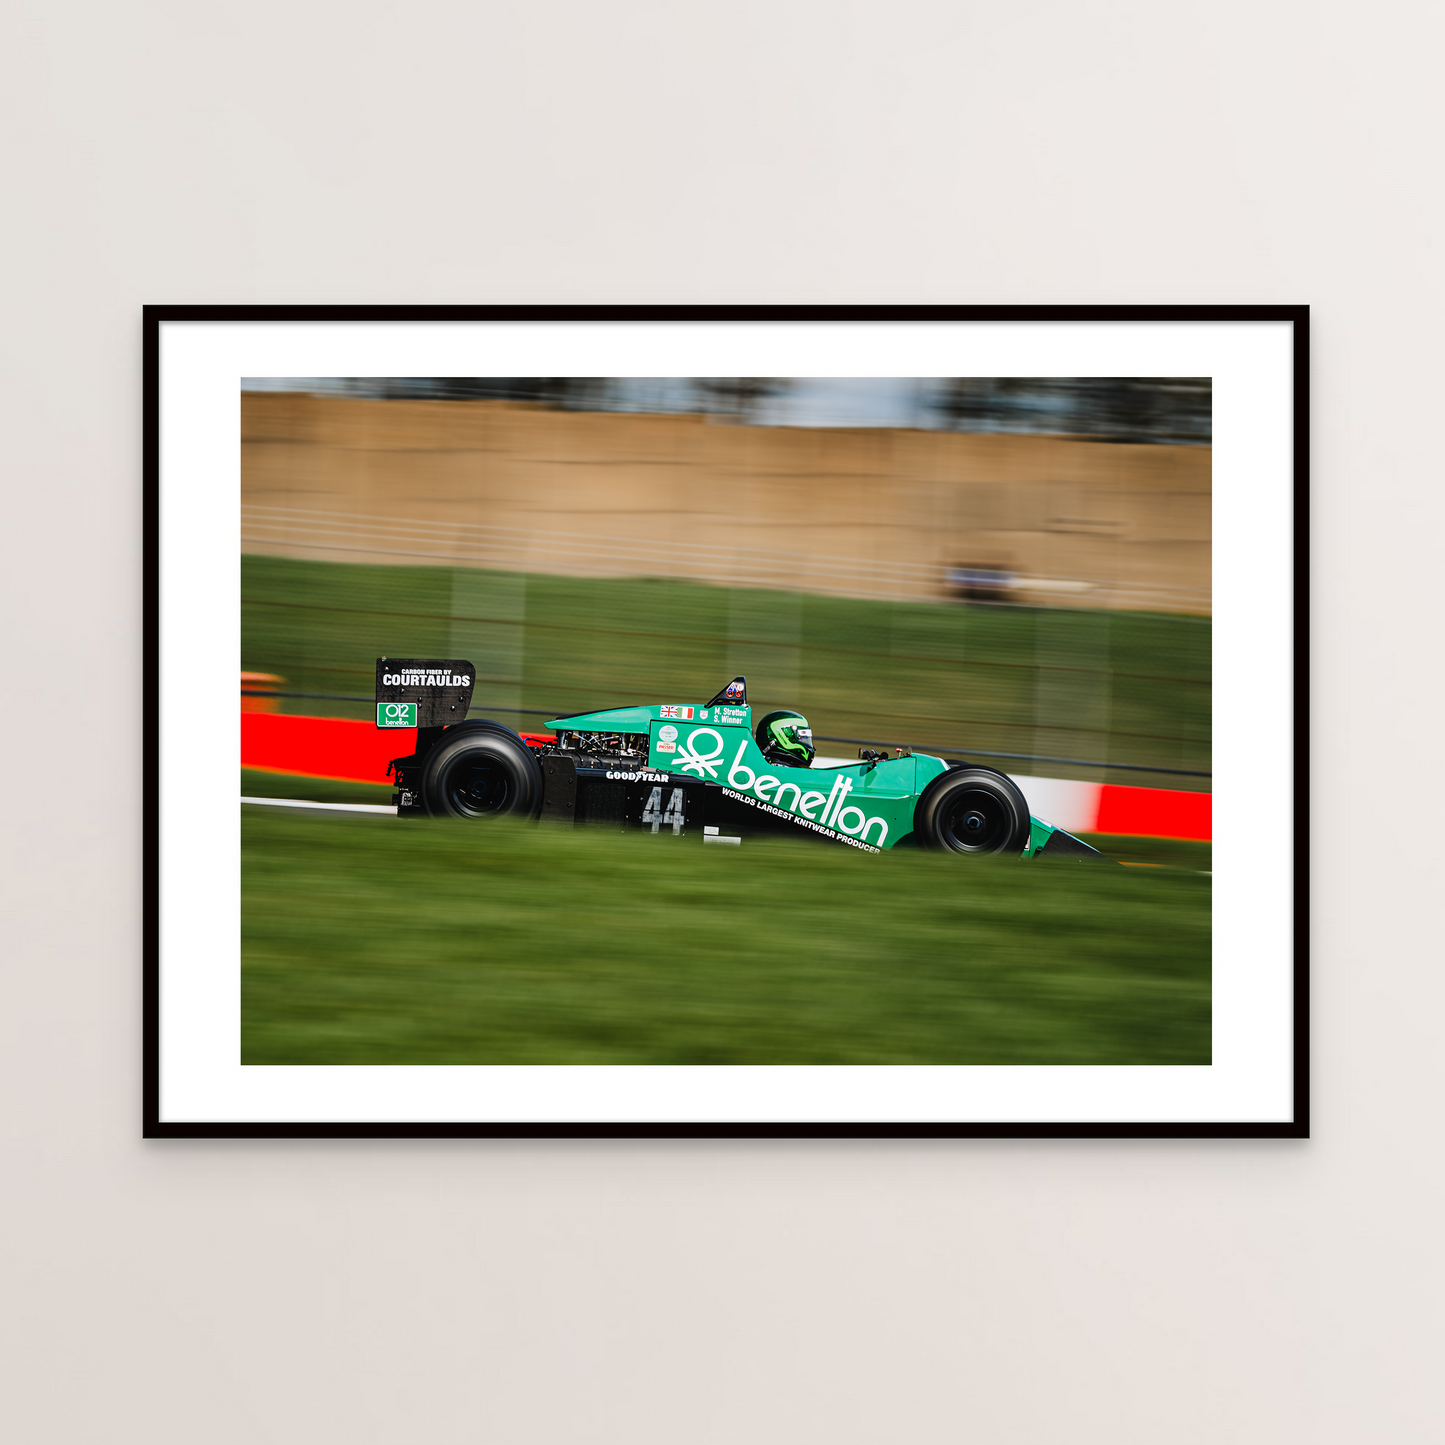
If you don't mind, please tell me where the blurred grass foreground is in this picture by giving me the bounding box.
[243,809,1210,1066]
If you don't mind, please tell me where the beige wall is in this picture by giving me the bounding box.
[242,392,1211,612]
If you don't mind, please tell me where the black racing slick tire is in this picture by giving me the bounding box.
[419,722,543,820]
[913,766,1032,855]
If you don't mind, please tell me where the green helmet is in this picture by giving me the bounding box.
[755,710,815,769]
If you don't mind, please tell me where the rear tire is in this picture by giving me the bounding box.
[420,722,543,820]
[914,766,1032,855]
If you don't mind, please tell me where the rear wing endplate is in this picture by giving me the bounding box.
[375,658,476,729]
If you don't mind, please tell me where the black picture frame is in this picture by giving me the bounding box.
[144,304,1308,1139]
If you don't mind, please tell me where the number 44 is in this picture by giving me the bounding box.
[642,787,686,836]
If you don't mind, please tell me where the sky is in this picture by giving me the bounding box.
[241,376,944,428]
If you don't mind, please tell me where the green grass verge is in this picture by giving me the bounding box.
[242,807,1211,1066]
[242,554,1211,789]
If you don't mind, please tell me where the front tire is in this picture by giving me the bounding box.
[914,766,1032,855]
[420,722,543,820]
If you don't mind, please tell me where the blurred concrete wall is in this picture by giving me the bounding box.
[242,392,1211,612]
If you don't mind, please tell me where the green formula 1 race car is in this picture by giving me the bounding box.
[376,659,1110,861]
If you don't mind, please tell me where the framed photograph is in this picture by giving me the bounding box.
[144,305,1307,1137]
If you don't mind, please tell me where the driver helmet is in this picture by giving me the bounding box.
[754,710,815,769]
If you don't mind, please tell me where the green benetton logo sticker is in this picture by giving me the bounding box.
[378,702,417,728]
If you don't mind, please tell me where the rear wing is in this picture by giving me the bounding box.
[375,658,476,729]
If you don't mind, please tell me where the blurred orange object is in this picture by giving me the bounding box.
[241,672,285,713]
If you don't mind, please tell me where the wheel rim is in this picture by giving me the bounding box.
[440,752,516,817]
[939,788,1013,852]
